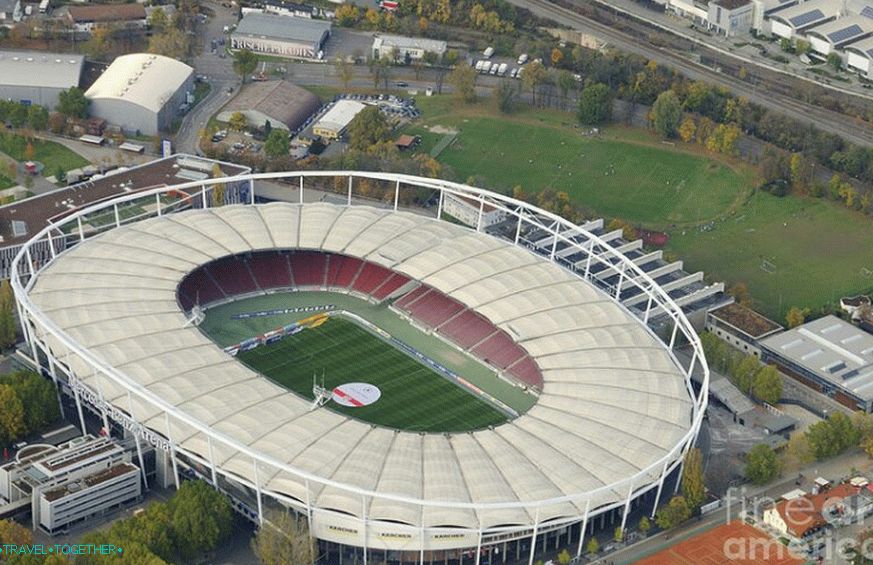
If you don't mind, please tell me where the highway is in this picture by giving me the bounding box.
[507,0,873,148]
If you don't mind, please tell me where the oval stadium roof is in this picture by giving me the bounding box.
[27,202,693,529]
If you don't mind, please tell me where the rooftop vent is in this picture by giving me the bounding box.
[11,220,27,238]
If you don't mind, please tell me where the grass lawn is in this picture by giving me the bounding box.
[0,133,88,172]
[403,95,873,319]
[404,97,753,228]
[669,191,873,320]
[236,316,508,432]
[0,173,13,190]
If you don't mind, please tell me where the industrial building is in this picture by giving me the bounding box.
[705,302,783,356]
[0,51,84,108]
[216,80,320,131]
[312,99,366,140]
[760,315,873,412]
[85,53,194,135]
[0,436,141,535]
[67,4,147,33]
[231,13,331,59]
[371,34,447,61]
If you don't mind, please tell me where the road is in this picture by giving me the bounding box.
[174,1,239,154]
[603,448,873,564]
[508,0,873,148]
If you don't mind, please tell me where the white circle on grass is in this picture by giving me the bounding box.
[332,382,381,407]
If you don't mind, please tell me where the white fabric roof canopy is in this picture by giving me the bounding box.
[29,202,693,529]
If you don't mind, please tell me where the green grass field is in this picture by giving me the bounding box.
[403,97,752,228]
[396,95,873,319]
[0,133,88,172]
[236,316,508,432]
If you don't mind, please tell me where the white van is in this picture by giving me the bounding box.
[517,53,528,65]
[483,46,494,59]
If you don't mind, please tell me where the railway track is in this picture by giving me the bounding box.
[513,0,873,147]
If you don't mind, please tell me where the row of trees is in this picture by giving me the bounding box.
[699,332,783,405]
[0,370,60,447]
[336,0,522,35]
[77,480,234,564]
[655,448,705,530]
[746,409,873,486]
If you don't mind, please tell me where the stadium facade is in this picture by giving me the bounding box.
[12,172,708,563]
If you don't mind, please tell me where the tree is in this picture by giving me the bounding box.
[613,526,623,542]
[495,80,516,114]
[785,306,809,329]
[27,105,49,131]
[733,355,761,395]
[264,120,272,138]
[0,384,24,446]
[233,49,258,84]
[148,28,191,60]
[0,518,31,545]
[148,7,168,30]
[638,516,651,537]
[556,549,571,565]
[448,64,477,103]
[556,70,576,110]
[806,412,860,460]
[347,106,390,151]
[264,130,290,158]
[0,280,15,349]
[745,443,781,484]
[656,496,691,530]
[782,433,814,470]
[168,480,233,560]
[109,501,175,562]
[211,163,225,207]
[586,537,599,556]
[681,448,705,512]
[228,112,247,132]
[678,116,696,143]
[521,61,548,106]
[0,371,60,435]
[651,90,683,138]
[251,510,314,565]
[551,47,563,66]
[752,365,782,404]
[334,57,354,91]
[577,83,612,126]
[827,52,842,72]
[57,87,88,118]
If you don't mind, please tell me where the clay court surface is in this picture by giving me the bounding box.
[635,521,804,565]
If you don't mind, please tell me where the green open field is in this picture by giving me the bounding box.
[403,97,752,228]
[0,133,89,172]
[395,95,873,319]
[237,316,508,432]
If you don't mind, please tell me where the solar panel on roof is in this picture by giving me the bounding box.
[828,24,864,43]
[862,5,873,19]
[789,8,824,26]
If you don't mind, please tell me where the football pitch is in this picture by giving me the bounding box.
[236,316,510,432]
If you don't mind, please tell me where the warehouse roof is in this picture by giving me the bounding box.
[233,12,331,43]
[760,315,873,402]
[845,34,873,57]
[771,0,838,28]
[29,202,693,528]
[85,53,193,114]
[217,81,319,130]
[314,99,365,134]
[806,15,873,45]
[373,34,447,54]
[0,51,84,90]
[68,4,146,23]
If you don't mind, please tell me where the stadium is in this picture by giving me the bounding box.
[11,171,707,565]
